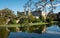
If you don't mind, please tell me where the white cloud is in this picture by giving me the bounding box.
[46,3,60,7]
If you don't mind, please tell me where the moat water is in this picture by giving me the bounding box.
[0,24,60,38]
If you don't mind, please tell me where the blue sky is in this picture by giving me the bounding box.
[0,0,28,14]
[0,0,60,14]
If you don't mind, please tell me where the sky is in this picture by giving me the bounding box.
[0,0,60,14]
[0,0,28,14]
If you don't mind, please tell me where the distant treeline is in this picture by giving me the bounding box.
[0,8,60,25]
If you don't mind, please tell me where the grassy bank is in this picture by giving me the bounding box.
[0,22,48,27]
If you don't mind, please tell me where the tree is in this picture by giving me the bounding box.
[28,15,35,23]
[57,12,60,22]
[19,17,28,24]
[39,15,44,22]
[2,8,16,18]
[46,12,57,22]
[0,8,16,25]
[17,11,25,17]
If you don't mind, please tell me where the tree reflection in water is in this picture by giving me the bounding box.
[0,27,10,38]
[19,25,47,34]
[1,24,59,38]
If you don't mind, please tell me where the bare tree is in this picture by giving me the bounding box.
[24,0,34,16]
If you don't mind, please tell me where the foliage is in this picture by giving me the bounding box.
[28,15,35,23]
[57,12,60,22]
[46,17,52,23]
[19,17,28,24]
[33,18,40,23]
[8,19,16,24]
[0,8,16,25]
[39,15,45,22]
[0,17,6,25]
[17,11,25,18]
[1,8,16,18]
[46,12,57,22]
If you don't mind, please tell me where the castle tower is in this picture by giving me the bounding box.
[28,8,31,16]
[42,11,46,19]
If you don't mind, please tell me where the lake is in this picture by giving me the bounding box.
[0,24,60,38]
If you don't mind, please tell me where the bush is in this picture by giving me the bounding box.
[46,17,51,23]
[8,19,16,24]
[39,15,45,22]
[28,15,35,23]
[0,17,6,25]
[19,17,28,24]
[33,18,40,23]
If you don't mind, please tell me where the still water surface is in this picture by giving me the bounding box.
[8,24,60,38]
[0,24,60,38]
